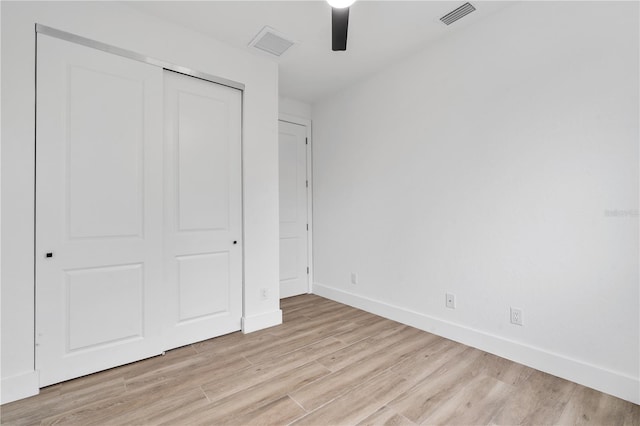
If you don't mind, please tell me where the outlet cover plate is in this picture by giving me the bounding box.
[510,307,523,326]
[446,293,456,309]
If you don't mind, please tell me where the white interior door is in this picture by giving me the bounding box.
[278,121,309,298]
[35,35,164,386]
[163,71,243,350]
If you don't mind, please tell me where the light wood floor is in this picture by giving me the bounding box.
[1,294,638,425]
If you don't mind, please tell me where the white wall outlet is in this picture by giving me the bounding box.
[260,288,269,300]
[445,293,456,309]
[510,307,523,326]
[350,272,359,285]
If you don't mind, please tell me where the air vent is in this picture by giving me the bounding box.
[440,2,476,25]
[248,26,295,57]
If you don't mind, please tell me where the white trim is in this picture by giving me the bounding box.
[313,282,640,405]
[278,114,313,295]
[278,113,311,130]
[306,121,313,294]
[1,371,40,404]
[242,309,283,334]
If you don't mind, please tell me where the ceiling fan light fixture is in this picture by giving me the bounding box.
[327,0,356,9]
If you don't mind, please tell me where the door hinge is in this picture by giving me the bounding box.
[307,267,309,274]
[305,137,308,145]
[306,224,309,231]
[306,180,308,188]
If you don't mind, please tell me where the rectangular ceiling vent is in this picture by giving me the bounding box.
[440,2,476,26]
[248,26,295,57]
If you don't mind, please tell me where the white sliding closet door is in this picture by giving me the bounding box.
[36,35,165,386]
[36,35,244,387]
[163,71,243,350]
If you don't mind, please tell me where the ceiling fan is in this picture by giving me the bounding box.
[327,0,356,51]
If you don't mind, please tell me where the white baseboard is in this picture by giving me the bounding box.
[313,282,640,405]
[1,370,39,404]
[242,309,283,334]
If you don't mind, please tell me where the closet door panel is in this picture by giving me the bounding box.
[163,71,242,350]
[36,34,164,387]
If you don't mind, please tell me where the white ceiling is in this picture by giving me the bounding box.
[125,1,514,104]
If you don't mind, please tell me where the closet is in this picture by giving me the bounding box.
[35,31,242,386]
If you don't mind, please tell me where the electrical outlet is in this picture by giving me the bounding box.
[445,293,456,309]
[260,288,269,300]
[510,307,523,326]
[350,272,358,285]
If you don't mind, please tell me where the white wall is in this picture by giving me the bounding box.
[312,1,639,404]
[279,96,312,121]
[1,1,281,403]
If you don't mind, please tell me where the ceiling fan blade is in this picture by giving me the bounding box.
[331,7,349,51]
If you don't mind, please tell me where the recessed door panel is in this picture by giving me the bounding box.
[177,92,230,232]
[36,35,164,387]
[278,121,309,298]
[164,71,242,350]
[67,264,143,351]
[67,67,144,239]
[279,237,299,282]
[279,133,299,224]
[177,253,230,322]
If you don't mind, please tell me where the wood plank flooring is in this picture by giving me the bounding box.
[1,294,638,425]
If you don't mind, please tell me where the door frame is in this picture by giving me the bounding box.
[278,114,313,295]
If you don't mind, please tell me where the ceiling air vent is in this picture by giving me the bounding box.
[248,26,295,57]
[440,2,476,26]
